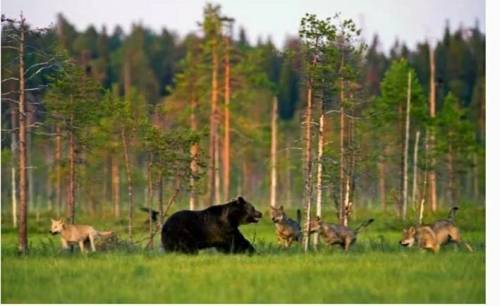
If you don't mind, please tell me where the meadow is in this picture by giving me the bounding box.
[1,204,485,303]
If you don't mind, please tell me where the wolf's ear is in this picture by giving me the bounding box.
[51,219,56,223]
[279,205,284,210]
[315,216,321,221]
[409,226,416,234]
[237,196,245,204]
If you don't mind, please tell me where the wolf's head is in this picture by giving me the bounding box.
[399,226,417,247]
[306,216,323,233]
[270,205,287,223]
[50,218,65,235]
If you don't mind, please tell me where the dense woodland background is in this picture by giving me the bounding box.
[1,4,485,252]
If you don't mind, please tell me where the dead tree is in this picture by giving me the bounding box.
[10,104,18,228]
[314,95,325,246]
[411,130,421,209]
[402,71,412,219]
[222,21,233,201]
[208,29,219,205]
[270,97,278,208]
[428,44,438,212]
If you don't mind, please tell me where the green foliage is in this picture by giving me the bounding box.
[44,61,102,145]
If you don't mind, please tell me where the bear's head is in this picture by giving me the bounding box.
[225,196,263,226]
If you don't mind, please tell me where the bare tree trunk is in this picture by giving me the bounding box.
[428,45,438,212]
[215,133,221,204]
[158,176,164,225]
[27,105,35,222]
[378,154,386,210]
[223,33,231,201]
[10,105,18,228]
[314,97,325,247]
[147,153,154,249]
[270,97,278,208]
[342,179,350,227]
[411,130,421,209]
[303,78,314,252]
[339,75,345,224]
[55,124,62,217]
[121,127,134,241]
[402,71,412,220]
[17,17,28,254]
[209,37,219,205]
[111,156,120,218]
[286,143,292,208]
[446,139,454,206]
[67,115,76,224]
[190,95,199,210]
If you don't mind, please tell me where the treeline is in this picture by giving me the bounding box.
[1,5,485,253]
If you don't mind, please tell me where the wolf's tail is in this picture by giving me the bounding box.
[98,231,114,238]
[140,207,159,222]
[448,206,459,222]
[354,218,374,233]
[297,209,302,227]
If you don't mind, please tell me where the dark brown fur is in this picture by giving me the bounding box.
[161,196,262,254]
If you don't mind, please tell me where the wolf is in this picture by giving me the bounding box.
[270,206,302,248]
[49,218,114,253]
[307,216,374,251]
[399,207,473,253]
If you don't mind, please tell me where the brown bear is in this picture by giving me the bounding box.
[161,196,262,254]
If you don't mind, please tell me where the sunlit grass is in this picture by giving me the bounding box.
[1,205,485,303]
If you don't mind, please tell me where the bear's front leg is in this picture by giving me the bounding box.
[229,230,255,254]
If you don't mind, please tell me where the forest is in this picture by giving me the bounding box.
[1,3,485,303]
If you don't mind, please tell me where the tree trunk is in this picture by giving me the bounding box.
[411,130,421,209]
[314,97,325,247]
[209,37,219,205]
[223,34,231,201]
[428,45,438,212]
[121,127,134,241]
[27,105,35,222]
[378,154,386,210]
[215,132,221,204]
[339,75,345,224]
[10,104,18,228]
[270,97,278,208]
[55,124,62,217]
[446,139,454,206]
[17,18,28,254]
[147,153,154,249]
[303,78,314,252]
[67,116,76,224]
[402,71,412,220]
[158,176,164,225]
[190,95,199,210]
[111,155,120,218]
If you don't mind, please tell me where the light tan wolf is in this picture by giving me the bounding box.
[270,206,302,248]
[50,218,114,253]
[399,207,473,253]
[307,216,374,251]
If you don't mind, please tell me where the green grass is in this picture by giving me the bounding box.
[1,205,485,303]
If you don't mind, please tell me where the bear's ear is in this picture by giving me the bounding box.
[237,196,245,204]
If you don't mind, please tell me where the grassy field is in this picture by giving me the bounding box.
[1,205,485,303]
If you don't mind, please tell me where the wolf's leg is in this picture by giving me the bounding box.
[78,241,86,253]
[61,238,69,250]
[89,235,96,252]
